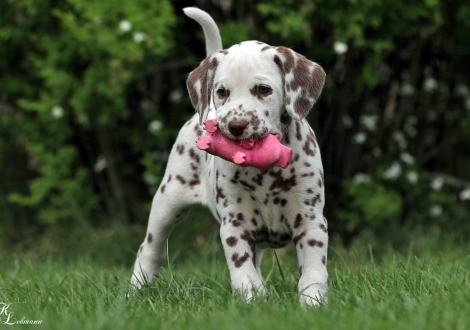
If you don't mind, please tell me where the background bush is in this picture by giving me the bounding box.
[1,0,470,246]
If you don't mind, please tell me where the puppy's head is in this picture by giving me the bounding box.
[187,41,325,140]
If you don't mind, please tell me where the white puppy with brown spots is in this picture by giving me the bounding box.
[131,7,328,306]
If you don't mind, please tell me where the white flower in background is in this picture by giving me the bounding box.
[170,89,183,103]
[342,115,353,128]
[133,31,147,43]
[51,106,64,119]
[429,204,443,217]
[333,41,348,55]
[353,173,370,184]
[148,120,163,134]
[406,171,418,184]
[94,155,107,173]
[423,78,438,92]
[400,83,415,96]
[465,98,470,111]
[455,84,469,97]
[431,176,444,191]
[400,152,415,165]
[383,161,402,180]
[393,131,408,149]
[119,20,132,32]
[354,132,367,144]
[459,188,470,201]
[360,114,379,132]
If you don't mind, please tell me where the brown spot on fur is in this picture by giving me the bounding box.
[291,153,300,163]
[176,144,185,155]
[240,180,256,191]
[322,256,326,265]
[160,184,166,193]
[269,170,296,192]
[189,178,200,187]
[307,239,324,248]
[216,183,226,204]
[226,237,238,247]
[304,194,321,207]
[232,252,250,268]
[176,175,186,185]
[294,213,303,229]
[189,148,200,163]
[253,173,264,186]
[301,172,315,177]
[295,121,302,141]
[320,223,328,233]
[303,133,317,156]
[147,233,153,243]
[293,230,306,245]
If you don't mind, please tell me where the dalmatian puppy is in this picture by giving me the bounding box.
[131,7,328,306]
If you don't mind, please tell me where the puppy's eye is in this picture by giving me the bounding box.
[217,88,228,97]
[257,85,271,95]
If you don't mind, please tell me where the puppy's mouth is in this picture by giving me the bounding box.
[220,127,270,141]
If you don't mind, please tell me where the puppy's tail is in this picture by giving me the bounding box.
[183,7,223,56]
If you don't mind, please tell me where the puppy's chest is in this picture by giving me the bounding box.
[218,167,309,248]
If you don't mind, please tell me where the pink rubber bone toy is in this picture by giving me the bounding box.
[196,119,293,172]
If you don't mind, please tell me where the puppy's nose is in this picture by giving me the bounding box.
[228,120,249,137]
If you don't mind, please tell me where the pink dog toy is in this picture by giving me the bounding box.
[196,119,293,172]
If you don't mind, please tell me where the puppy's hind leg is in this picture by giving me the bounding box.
[131,176,193,288]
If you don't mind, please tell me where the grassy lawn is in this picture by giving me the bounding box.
[1,211,469,329]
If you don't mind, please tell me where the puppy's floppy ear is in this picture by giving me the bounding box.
[273,47,326,121]
[186,51,226,125]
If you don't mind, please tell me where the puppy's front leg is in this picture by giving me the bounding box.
[219,223,266,301]
[294,216,329,306]
[131,175,192,288]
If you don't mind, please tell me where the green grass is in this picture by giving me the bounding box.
[1,215,470,329]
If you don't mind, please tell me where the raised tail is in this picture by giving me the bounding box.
[183,7,223,56]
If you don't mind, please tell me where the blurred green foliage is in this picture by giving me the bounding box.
[338,177,402,228]
[1,0,470,245]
